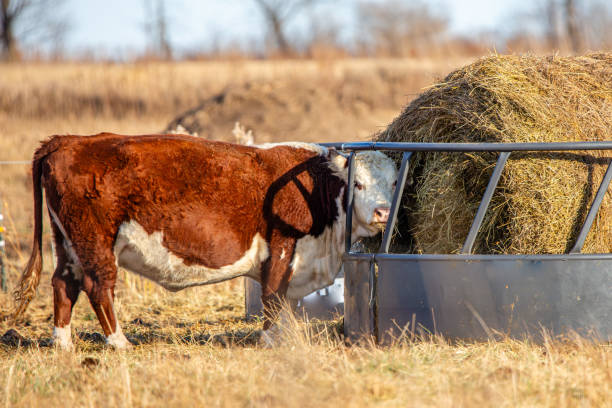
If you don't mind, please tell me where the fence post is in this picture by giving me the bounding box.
[0,199,6,292]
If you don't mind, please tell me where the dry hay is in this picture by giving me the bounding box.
[377,54,612,254]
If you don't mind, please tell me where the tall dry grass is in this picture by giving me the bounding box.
[0,285,610,407]
[0,58,465,119]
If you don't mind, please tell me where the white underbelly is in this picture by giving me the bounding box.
[286,224,343,299]
[113,221,269,291]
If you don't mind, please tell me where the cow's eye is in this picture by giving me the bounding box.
[354,181,363,190]
[392,181,397,188]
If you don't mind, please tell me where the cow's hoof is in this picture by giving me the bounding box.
[52,326,74,351]
[258,330,276,348]
[258,326,283,348]
[106,331,132,350]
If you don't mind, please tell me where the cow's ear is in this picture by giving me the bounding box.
[327,148,348,171]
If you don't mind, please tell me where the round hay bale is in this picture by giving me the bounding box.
[377,54,612,254]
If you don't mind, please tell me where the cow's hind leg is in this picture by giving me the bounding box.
[82,275,131,349]
[76,238,131,349]
[50,233,81,351]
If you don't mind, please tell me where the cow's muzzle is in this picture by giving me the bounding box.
[372,207,390,226]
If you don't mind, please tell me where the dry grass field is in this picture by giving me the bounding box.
[0,58,610,407]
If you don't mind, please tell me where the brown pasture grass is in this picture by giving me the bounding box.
[0,280,610,407]
[0,58,610,407]
[0,58,466,119]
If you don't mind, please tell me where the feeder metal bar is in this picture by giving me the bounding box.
[461,152,510,254]
[321,141,612,152]
[324,141,612,256]
[379,152,412,253]
[570,159,612,254]
[345,152,356,253]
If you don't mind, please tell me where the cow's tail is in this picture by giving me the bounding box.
[13,146,49,320]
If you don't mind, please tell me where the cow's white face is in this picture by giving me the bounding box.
[351,151,398,238]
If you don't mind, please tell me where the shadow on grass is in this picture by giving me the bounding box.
[1,315,345,350]
[123,328,262,348]
[0,317,263,350]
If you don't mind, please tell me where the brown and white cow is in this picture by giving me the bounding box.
[14,133,397,349]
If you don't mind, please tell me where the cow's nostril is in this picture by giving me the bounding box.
[374,207,390,223]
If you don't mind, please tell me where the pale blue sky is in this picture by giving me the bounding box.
[64,0,532,56]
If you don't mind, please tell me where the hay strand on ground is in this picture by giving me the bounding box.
[377,54,612,254]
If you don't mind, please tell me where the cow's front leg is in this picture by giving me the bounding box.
[260,297,300,347]
[259,235,297,347]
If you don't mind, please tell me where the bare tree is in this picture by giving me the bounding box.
[565,0,583,52]
[583,0,612,50]
[143,0,172,59]
[510,0,612,53]
[0,0,18,59]
[357,0,447,57]
[1,0,69,61]
[253,0,318,55]
[543,0,562,50]
[305,15,344,57]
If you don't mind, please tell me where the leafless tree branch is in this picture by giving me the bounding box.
[253,0,320,55]
[1,0,69,60]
